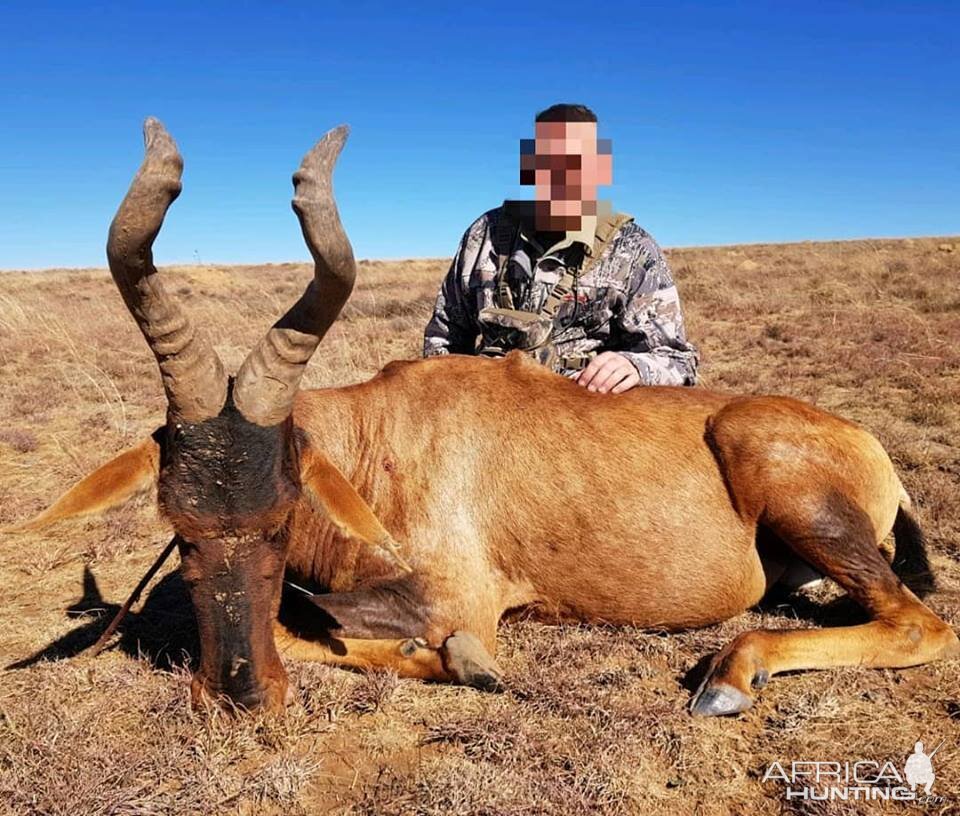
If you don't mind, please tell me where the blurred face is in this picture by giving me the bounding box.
[521,120,613,232]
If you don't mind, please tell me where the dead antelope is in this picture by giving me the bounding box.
[6,119,958,716]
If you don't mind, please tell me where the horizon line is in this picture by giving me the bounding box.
[2,233,956,274]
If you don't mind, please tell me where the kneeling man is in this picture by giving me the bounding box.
[423,103,699,394]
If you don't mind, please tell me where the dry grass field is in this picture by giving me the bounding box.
[1,237,959,815]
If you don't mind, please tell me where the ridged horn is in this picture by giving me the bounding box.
[106,118,227,421]
[233,126,356,426]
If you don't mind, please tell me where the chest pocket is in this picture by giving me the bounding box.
[555,282,612,333]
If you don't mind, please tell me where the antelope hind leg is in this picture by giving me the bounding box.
[692,609,959,717]
[692,498,959,716]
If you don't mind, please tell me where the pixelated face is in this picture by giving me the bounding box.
[520,121,612,231]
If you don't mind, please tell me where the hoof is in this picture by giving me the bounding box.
[443,630,504,692]
[690,682,753,717]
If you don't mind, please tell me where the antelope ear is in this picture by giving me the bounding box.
[2,430,163,534]
[299,446,412,573]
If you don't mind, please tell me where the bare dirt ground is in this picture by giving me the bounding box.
[1,237,958,815]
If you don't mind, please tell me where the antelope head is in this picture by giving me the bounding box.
[107,118,355,710]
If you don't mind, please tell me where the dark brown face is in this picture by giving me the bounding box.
[159,388,300,710]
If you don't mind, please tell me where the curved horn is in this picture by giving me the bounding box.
[233,126,356,426]
[107,118,227,422]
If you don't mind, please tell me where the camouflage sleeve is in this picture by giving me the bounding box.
[615,236,700,386]
[422,225,480,357]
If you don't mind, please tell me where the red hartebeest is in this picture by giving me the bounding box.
[5,119,958,716]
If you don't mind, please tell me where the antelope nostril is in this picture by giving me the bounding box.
[230,682,289,712]
[230,687,268,711]
[192,675,268,711]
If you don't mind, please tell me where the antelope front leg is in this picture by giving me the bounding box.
[273,623,503,689]
[277,581,504,689]
[273,622,446,680]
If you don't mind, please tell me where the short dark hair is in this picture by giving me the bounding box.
[535,103,597,124]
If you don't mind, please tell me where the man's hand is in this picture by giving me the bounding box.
[575,352,641,394]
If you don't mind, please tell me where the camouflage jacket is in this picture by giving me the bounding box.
[422,204,700,385]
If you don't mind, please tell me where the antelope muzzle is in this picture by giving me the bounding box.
[179,532,290,710]
[160,395,300,711]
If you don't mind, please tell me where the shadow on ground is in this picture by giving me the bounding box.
[6,565,199,671]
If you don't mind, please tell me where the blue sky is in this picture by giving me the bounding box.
[1,1,957,269]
